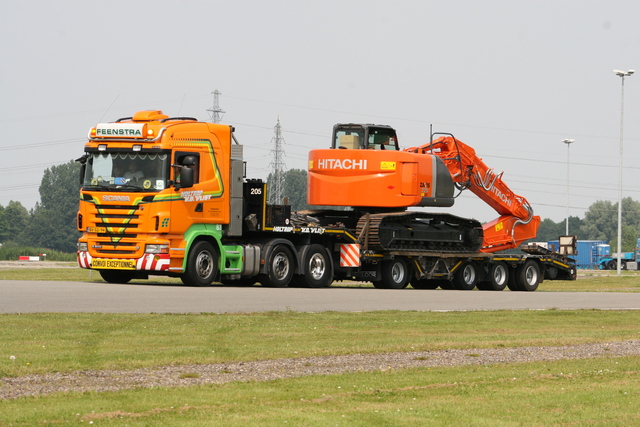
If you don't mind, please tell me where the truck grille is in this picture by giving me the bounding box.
[90,204,143,255]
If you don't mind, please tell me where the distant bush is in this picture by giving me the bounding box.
[0,242,76,262]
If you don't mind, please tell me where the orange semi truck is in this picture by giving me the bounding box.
[76,111,576,290]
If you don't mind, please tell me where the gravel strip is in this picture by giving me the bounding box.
[2,340,638,400]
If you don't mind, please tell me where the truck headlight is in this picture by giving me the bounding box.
[145,244,169,254]
[77,242,88,252]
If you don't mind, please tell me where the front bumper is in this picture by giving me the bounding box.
[77,251,170,272]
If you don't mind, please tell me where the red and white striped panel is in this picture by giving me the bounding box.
[340,244,361,267]
[77,251,92,269]
[137,254,170,271]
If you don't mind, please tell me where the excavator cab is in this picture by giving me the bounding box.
[309,124,455,208]
[333,124,399,151]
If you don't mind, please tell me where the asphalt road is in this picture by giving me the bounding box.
[1,280,639,313]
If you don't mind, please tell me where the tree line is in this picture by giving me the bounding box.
[0,164,637,254]
[0,160,81,253]
[535,198,640,251]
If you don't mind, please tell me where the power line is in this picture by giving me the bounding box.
[0,138,83,152]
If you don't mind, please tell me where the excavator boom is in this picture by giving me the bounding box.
[404,135,540,252]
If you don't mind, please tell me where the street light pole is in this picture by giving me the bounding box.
[562,139,574,235]
[613,69,634,276]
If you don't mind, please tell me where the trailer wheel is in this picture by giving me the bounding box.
[374,258,409,289]
[259,245,294,288]
[452,262,478,290]
[181,241,218,287]
[99,270,135,284]
[515,260,540,292]
[299,244,333,288]
[438,280,455,290]
[410,277,440,289]
[479,262,509,291]
[544,266,558,280]
[507,267,520,291]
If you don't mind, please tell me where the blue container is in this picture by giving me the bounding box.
[548,240,607,269]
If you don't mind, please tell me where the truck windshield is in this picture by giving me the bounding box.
[82,152,170,191]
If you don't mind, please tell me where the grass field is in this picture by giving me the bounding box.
[2,356,638,426]
[1,266,639,425]
[1,310,640,425]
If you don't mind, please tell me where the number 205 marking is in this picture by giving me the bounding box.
[250,188,262,195]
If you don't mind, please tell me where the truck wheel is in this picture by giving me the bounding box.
[99,270,135,284]
[606,260,616,270]
[479,262,509,291]
[410,277,440,289]
[259,245,294,288]
[374,258,409,289]
[452,262,478,290]
[515,260,540,292]
[181,241,218,287]
[301,244,333,288]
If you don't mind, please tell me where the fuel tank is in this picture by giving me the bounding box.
[308,149,455,208]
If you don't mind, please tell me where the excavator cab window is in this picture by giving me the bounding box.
[335,129,364,149]
[332,124,399,150]
[367,128,399,151]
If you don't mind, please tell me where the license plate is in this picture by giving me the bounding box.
[91,259,136,270]
[87,227,107,233]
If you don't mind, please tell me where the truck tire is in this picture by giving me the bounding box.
[452,262,478,290]
[181,241,219,287]
[373,258,409,289]
[99,270,135,284]
[259,245,294,288]
[478,262,509,291]
[297,244,333,288]
[606,260,616,270]
[514,260,540,292]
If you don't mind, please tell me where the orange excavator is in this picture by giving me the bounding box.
[308,124,540,253]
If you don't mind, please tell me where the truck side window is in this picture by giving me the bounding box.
[175,153,200,184]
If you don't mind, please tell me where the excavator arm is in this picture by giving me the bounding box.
[405,135,540,253]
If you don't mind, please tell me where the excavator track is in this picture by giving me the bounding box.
[356,211,483,253]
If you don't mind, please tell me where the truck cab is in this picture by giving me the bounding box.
[76,110,244,285]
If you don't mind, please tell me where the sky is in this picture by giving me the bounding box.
[1,0,638,225]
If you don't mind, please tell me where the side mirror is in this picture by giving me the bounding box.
[76,154,88,186]
[179,166,194,188]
